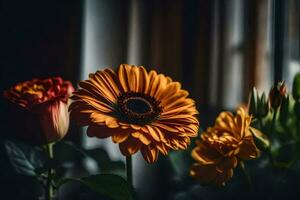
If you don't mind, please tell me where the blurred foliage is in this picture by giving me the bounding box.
[165,74,300,200]
[0,139,130,200]
[249,74,300,166]
[58,174,133,200]
[2,74,300,200]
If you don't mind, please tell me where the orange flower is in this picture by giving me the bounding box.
[3,77,74,145]
[190,107,260,186]
[69,64,199,163]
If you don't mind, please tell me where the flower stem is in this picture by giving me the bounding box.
[268,108,278,165]
[239,162,252,188]
[46,143,54,200]
[297,119,300,140]
[271,108,278,134]
[126,156,133,188]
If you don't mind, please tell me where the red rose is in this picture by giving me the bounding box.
[3,77,74,145]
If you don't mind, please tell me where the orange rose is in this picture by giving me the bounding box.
[190,107,260,186]
[3,77,74,145]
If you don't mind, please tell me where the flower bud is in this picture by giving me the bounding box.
[269,81,287,108]
[3,77,74,145]
[248,88,269,118]
[294,100,300,120]
[257,92,269,118]
[280,95,291,125]
[293,73,300,101]
[248,87,258,116]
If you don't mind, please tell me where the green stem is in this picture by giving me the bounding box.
[46,143,54,200]
[268,108,279,165]
[126,156,133,188]
[271,108,278,134]
[297,119,300,140]
[239,162,252,188]
[258,117,264,131]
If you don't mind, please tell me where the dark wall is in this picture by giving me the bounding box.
[0,0,82,89]
[0,0,83,140]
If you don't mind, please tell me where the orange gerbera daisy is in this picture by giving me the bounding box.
[190,107,260,186]
[69,64,199,163]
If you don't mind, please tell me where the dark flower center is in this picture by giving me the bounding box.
[125,97,152,114]
[116,92,162,125]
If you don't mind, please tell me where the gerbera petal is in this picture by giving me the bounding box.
[71,91,113,113]
[141,144,159,163]
[119,136,142,156]
[79,80,116,103]
[155,142,169,155]
[152,122,179,132]
[130,124,143,130]
[152,126,166,140]
[152,75,169,99]
[159,115,199,124]
[160,90,189,107]
[162,103,195,116]
[237,138,260,160]
[102,69,123,94]
[118,64,131,92]
[72,95,113,114]
[129,66,140,92]
[131,131,152,145]
[145,125,161,142]
[145,70,158,94]
[105,117,119,128]
[87,124,114,138]
[112,132,130,143]
[155,82,181,101]
[166,137,189,150]
[139,66,149,93]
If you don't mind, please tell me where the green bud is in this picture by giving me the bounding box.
[269,81,287,108]
[292,73,300,101]
[257,92,269,118]
[294,100,300,119]
[280,95,290,125]
[248,87,258,116]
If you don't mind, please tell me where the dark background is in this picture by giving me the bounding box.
[0,0,299,199]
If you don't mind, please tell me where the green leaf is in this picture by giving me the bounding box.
[250,127,270,150]
[4,140,36,176]
[292,72,300,101]
[59,174,133,200]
